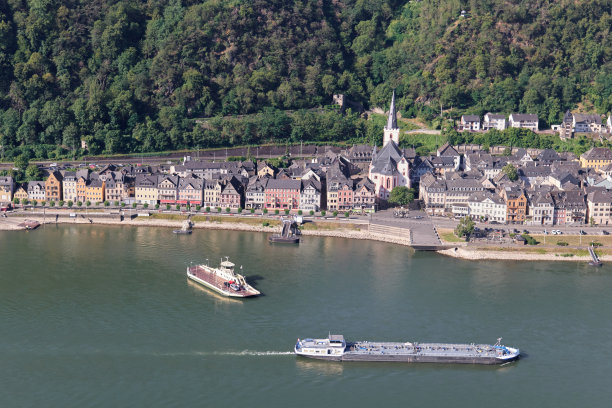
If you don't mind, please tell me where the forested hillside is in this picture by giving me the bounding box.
[0,0,610,158]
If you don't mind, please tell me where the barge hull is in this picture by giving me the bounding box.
[297,354,510,364]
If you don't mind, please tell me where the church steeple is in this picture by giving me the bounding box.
[383,90,400,146]
[386,89,398,130]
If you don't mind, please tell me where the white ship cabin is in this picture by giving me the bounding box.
[219,260,236,274]
[295,335,346,356]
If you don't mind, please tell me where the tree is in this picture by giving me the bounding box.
[455,216,475,238]
[502,163,518,181]
[14,155,29,171]
[25,164,43,181]
[388,186,415,206]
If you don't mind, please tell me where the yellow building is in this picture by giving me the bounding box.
[85,179,105,203]
[580,147,612,170]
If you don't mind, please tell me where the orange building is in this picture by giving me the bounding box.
[45,171,63,202]
[502,187,527,224]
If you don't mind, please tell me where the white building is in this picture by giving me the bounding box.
[468,192,507,223]
[509,113,538,132]
[458,115,480,131]
[369,91,411,200]
[482,113,506,131]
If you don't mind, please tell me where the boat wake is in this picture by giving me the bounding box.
[213,350,294,356]
[155,350,294,357]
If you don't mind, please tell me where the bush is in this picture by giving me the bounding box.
[275,209,280,215]
[298,210,303,215]
[32,200,37,206]
[144,203,149,209]
[176,204,181,210]
[263,208,268,214]
[309,210,314,215]
[132,203,137,208]
[196,205,201,211]
[205,206,210,212]
[522,234,538,245]
[121,202,125,207]
[217,207,222,212]
[344,211,350,218]
[49,200,55,207]
[333,211,338,217]
[238,207,243,213]
[85,201,91,207]
[67,200,73,207]
[226,207,231,213]
[114,201,119,206]
[166,204,171,210]
[155,203,160,209]
[262,221,270,227]
[77,201,82,207]
[250,208,255,214]
[104,201,110,207]
[284,209,290,215]
[591,242,603,247]
[21,198,28,205]
[321,210,326,216]
[557,241,569,246]
[58,200,64,206]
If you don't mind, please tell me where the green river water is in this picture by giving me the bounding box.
[1,224,611,407]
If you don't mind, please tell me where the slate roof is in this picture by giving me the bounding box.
[484,113,505,121]
[266,178,301,190]
[510,113,538,122]
[461,115,480,122]
[370,140,403,175]
[582,147,612,160]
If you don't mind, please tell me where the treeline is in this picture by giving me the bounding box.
[0,0,610,159]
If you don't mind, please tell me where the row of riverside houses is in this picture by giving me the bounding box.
[0,154,378,212]
[418,144,612,226]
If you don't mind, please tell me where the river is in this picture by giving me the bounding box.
[1,225,611,407]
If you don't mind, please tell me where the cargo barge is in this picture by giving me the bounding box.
[295,334,519,365]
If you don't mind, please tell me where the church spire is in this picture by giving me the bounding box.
[383,90,400,146]
[386,89,398,130]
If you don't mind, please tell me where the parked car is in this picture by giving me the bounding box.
[602,230,609,235]
[579,230,586,235]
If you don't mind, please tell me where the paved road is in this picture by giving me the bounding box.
[371,210,441,246]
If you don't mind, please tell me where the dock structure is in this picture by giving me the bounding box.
[17,220,40,230]
[269,217,300,243]
[588,246,602,266]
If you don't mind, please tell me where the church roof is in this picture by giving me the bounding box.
[371,140,403,175]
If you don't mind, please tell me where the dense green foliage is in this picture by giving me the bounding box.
[502,163,518,181]
[0,0,609,159]
[388,186,415,206]
[455,215,475,238]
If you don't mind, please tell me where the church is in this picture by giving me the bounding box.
[368,91,411,200]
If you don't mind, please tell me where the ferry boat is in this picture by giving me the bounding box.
[294,334,519,365]
[187,257,260,298]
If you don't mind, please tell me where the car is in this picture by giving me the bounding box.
[579,230,586,235]
[523,229,529,234]
[490,220,500,224]
[602,230,609,235]
[413,216,423,219]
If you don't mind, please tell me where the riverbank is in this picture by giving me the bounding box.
[0,214,413,247]
[437,246,611,262]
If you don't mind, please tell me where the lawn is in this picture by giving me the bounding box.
[438,228,465,243]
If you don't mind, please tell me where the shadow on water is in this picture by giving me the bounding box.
[246,274,265,285]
